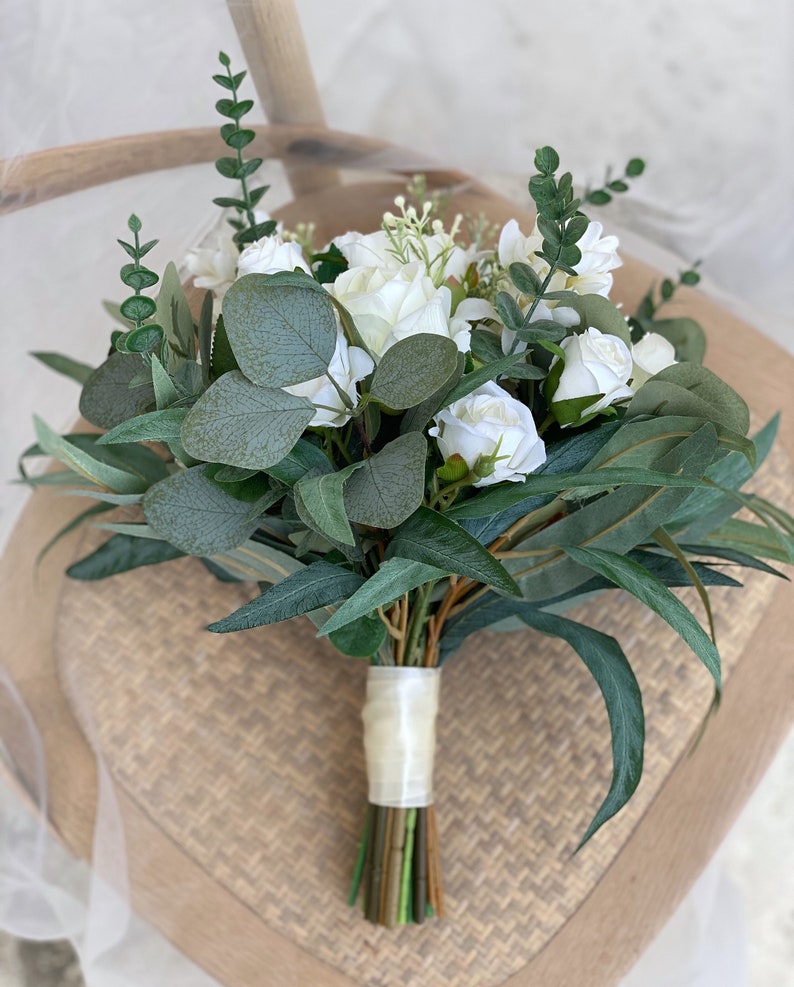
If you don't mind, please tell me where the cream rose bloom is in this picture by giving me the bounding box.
[631,332,677,388]
[498,218,621,297]
[283,333,374,428]
[429,381,546,487]
[237,234,311,279]
[329,261,475,359]
[550,327,634,420]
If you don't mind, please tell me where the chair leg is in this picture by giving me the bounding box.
[226,0,341,196]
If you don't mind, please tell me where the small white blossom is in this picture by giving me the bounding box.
[185,236,238,299]
[429,381,546,487]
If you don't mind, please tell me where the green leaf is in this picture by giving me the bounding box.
[215,156,239,178]
[222,273,337,387]
[120,295,157,323]
[677,543,787,579]
[494,291,524,330]
[327,613,387,657]
[31,351,93,385]
[80,352,155,429]
[399,353,465,433]
[236,157,263,179]
[318,558,446,636]
[442,353,543,409]
[180,370,315,469]
[67,534,185,579]
[225,129,256,151]
[626,158,645,177]
[441,596,645,844]
[343,433,428,529]
[563,545,721,692]
[142,465,262,555]
[370,334,458,410]
[504,424,720,601]
[157,261,196,367]
[209,314,239,379]
[626,363,750,438]
[294,462,364,546]
[208,561,365,633]
[97,408,188,446]
[150,353,181,410]
[534,146,560,175]
[197,290,214,388]
[33,417,150,494]
[696,518,794,564]
[211,539,305,584]
[264,439,333,486]
[586,190,612,206]
[387,506,521,597]
[120,264,159,291]
[508,262,543,296]
[562,294,630,344]
[124,323,164,354]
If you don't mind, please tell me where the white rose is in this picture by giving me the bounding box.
[283,333,373,428]
[550,327,634,421]
[429,381,546,487]
[237,234,311,279]
[185,235,238,298]
[329,261,473,359]
[497,218,621,298]
[631,332,677,388]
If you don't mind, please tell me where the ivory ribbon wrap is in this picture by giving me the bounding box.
[361,666,441,808]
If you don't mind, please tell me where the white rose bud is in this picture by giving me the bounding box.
[185,235,238,298]
[237,234,311,278]
[429,381,546,488]
[631,332,677,389]
[329,261,472,359]
[550,327,634,423]
[283,333,374,428]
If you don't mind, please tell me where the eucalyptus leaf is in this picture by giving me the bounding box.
[31,352,94,385]
[223,273,337,387]
[562,294,630,344]
[626,363,750,438]
[344,433,427,529]
[79,352,156,429]
[294,462,363,546]
[97,409,188,446]
[156,261,196,367]
[442,353,543,408]
[264,439,333,486]
[181,370,315,469]
[642,317,706,364]
[327,613,387,657]
[142,465,262,554]
[387,506,521,597]
[370,334,458,410]
[67,533,185,580]
[150,354,180,409]
[197,290,214,387]
[318,558,446,636]
[208,561,365,632]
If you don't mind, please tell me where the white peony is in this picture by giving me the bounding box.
[185,235,238,299]
[237,233,311,279]
[329,261,474,359]
[429,381,546,487]
[497,218,621,298]
[283,333,373,428]
[631,332,677,389]
[549,327,634,421]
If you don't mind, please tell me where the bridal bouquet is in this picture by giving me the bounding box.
[22,53,793,928]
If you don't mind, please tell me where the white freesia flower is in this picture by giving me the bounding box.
[329,261,473,359]
[631,332,677,388]
[550,327,634,420]
[498,218,621,297]
[185,235,238,299]
[237,233,311,279]
[429,381,546,487]
[283,333,373,428]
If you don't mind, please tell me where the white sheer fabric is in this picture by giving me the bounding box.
[1,1,791,983]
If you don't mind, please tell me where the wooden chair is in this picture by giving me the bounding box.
[2,2,792,984]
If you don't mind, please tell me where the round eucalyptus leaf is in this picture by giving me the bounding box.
[370,334,459,410]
